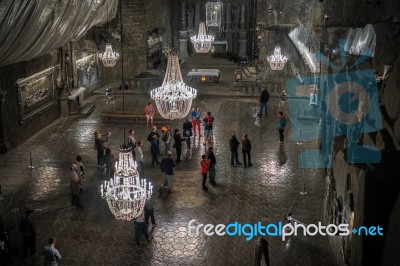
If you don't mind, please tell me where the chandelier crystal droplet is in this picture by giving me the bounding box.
[267,46,288,71]
[151,52,197,120]
[99,43,120,67]
[100,146,153,220]
[191,22,215,53]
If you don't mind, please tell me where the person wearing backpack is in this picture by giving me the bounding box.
[144,102,156,127]
[277,111,287,144]
[182,117,193,149]
[258,87,270,117]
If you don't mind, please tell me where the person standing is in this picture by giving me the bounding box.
[161,126,171,156]
[183,117,193,149]
[241,133,252,168]
[258,87,270,117]
[144,196,156,227]
[191,106,202,137]
[134,141,144,178]
[150,135,160,168]
[20,210,36,261]
[76,155,84,193]
[147,126,160,146]
[173,129,185,164]
[203,112,214,146]
[144,102,156,127]
[128,129,136,159]
[229,131,241,167]
[134,211,152,246]
[159,151,176,193]
[94,131,110,167]
[200,154,210,191]
[70,164,83,209]
[207,146,216,185]
[277,111,287,144]
[103,148,116,181]
[42,237,61,266]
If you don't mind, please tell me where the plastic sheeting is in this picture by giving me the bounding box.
[288,24,320,73]
[0,0,118,66]
[344,24,376,57]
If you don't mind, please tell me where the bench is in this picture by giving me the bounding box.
[101,112,164,124]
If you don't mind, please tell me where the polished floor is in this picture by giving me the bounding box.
[0,54,337,265]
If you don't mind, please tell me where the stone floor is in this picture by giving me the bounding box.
[0,54,338,265]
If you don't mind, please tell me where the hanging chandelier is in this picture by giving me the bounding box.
[99,43,120,67]
[101,146,153,220]
[267,46,288,70]
[151,52,197,120]
[191,22,215,53]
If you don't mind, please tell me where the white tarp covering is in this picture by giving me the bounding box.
[288,24,320,73]
[344,24,376,57]
[0,0,118,66]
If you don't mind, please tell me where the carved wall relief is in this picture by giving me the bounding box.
[16,66,58,124]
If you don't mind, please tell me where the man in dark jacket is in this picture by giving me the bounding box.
[258,87,270,117]
[229,131,241,167]
[207,146,217,185]
[20,210,36,261]
[150,135,160,168]
[241,133,252,167]
[159,151,176,193]
[182,117,193,149]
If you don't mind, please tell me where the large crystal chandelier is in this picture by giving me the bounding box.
[99,43,119,67]
[101,146,153,220]
[151,52,197,120]
[267,46,288,70]
[191,22,215,53]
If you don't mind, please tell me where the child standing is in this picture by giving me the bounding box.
[76,155,85,193]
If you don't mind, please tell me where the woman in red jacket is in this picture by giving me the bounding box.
[200,154,210,191]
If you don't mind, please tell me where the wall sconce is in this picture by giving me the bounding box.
[76,55,96,78]
[201,75,206,82]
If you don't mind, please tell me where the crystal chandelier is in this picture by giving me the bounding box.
[267,46,288,70]
[191,22,215,53]
[151,52,197,120]
[101,146,153,220]
[99,43,120,67]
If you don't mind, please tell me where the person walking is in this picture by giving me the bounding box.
[277,111,287,144]
[173,129,185,164]
[150,135,160,168]
[144,102,156,127]
[134,211,152,246]
[159,151,176,193]
[207,146,217,185]
[183,117,193,149]
[20,210,36,262]
[200,154,210,191]
[42,237,61,266]
[134,141,144,178]
[241,133,252,168]
[229,131,241,167]
[258,87,270,117]
[70,164,83,209]
[144,196,156,227]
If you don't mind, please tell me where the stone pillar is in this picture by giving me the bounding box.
[240,3,246,31]
[226,3,232,30]
[179,31,188,60]
[225,3,233,53]
[195,1,200,30]
[239,31,247,57]
[181,0,186,30]
[0,87,7,154]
